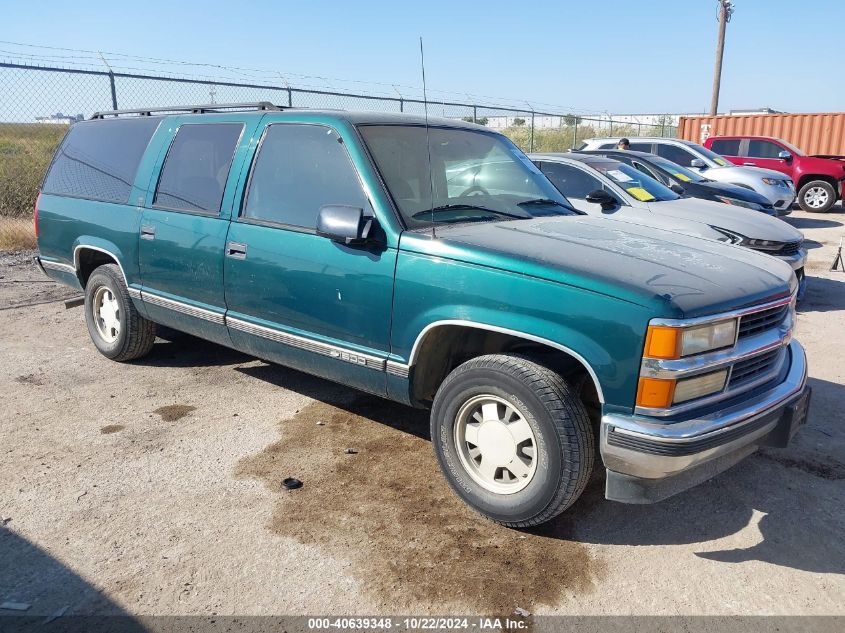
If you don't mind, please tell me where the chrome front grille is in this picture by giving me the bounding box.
[738,304,789,339]
[728,348,782,388]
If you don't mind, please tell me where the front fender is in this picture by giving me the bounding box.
[390,250,652,410]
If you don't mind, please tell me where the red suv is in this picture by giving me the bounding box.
[705,135,845,213]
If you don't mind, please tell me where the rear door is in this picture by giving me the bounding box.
[538,161,624,214]
[655,143,699,168]
[708,138,742,165]
[138,115,258,345]
[223,121,397,394]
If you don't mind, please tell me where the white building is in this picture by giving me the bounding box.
[35,112,83,125]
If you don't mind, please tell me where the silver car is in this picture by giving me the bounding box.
[578,137,796,215]
[530,152,807,296]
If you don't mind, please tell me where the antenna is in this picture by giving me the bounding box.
[420,37,436,239]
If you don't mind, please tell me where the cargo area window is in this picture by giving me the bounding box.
[242,124,369,229]
[539,162,605,199]
[655,143,695,167]
[42,118,160,204]
[153,123,243,214]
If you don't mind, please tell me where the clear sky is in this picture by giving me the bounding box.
[2,0,841,114]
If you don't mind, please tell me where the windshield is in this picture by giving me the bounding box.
[588,160,680,202]
[689,142,732,167]
[359,125,575,228]
[647,155,707,183]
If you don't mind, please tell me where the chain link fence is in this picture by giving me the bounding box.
[0,61,677,251]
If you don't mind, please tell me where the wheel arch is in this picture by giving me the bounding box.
[796,173,839,197]
[73,243,130,289]
[405,320,605,408]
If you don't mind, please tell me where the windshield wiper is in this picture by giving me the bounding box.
[517,198,572,209]
[412,204,526,220]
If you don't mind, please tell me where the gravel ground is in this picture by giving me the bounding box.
[1,208,844,619]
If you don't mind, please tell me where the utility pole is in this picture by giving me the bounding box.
[710,0,734,116]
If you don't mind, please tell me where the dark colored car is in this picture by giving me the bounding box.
[579,149,777,214]
[705,135,845,213]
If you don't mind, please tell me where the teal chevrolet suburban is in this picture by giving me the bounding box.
[35,103,810,527]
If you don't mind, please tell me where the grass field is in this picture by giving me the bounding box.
[0,123,66,219]
[0,217,36,251]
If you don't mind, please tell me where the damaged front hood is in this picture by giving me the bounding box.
[428,215,794,318]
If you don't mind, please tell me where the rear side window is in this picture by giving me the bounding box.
[655,143,695,167]
[42,118,160,203]
[629,142,653,153]
[154,123,243,214]
[540,162,606,199]
[242,124,369,229]
[710,139,741,155]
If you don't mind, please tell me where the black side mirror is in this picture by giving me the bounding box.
[585,189,617,211]
[778,150,792,162]
[316,205,375,245]
[669,183,686,195]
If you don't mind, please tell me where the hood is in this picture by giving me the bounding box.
[645,198,803,243]
[706,164,791,181]
[408,215,795,318]
[695,180,772,205]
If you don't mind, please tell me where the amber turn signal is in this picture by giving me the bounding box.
[636,377,676,409]
[644,325,680,359]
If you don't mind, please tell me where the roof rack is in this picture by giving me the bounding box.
[90,101,282,119]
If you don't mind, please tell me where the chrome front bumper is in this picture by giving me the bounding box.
[602,340,809,503]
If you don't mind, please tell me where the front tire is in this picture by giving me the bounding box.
[798,180,836,213]
[84,264,156,361]
[431,354,594,527]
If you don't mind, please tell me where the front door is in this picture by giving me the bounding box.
[223,122,397,394]
[138,117,254,345]
[743,139,792,177]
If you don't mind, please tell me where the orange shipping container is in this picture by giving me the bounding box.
[678,112,845,156]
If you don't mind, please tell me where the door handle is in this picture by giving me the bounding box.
[140,225,156,240]
[226,241,247,259]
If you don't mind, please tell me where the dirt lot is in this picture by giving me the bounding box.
[1,209,844,619]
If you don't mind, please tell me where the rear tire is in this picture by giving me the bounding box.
[84,264,155,361]
[430,354,594,527]
[798,180,836,213]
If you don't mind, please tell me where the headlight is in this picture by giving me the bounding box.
[762,178,789,187]
[644,319,738,360]
[714,195,763,211]
[743,238,784,251]
[637,320,737,408]
[710,227,785,251]
[637,369,729,408]
[673,370,729,404]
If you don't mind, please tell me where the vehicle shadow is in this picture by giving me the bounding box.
[236,361,431,441]
[0,527,146,631]
[799,275,845,312]
[534,374,845,575]
[155,337,844,577]
[785,215,843,230]
[136,333,251,368]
